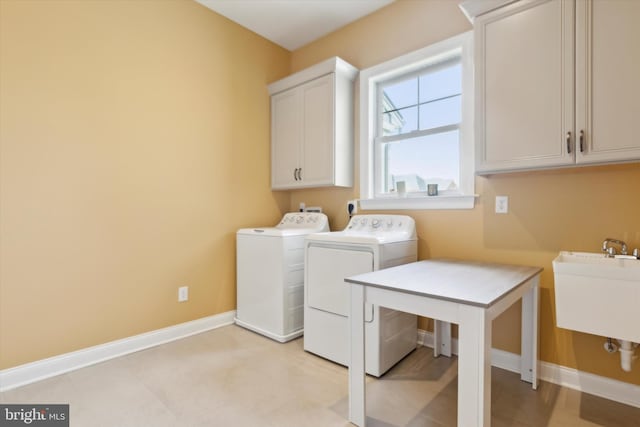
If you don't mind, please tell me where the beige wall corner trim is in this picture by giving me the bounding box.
[418,329,640,409]
[0,311,236,392]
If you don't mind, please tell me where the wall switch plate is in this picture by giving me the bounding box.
[495,196,509,214]
[178,286,189,302]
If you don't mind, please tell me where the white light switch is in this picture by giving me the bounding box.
[178,286,189,302]
[495,196,509,214]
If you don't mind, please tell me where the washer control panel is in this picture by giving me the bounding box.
[346,215,415,235]
[277,212,329,231]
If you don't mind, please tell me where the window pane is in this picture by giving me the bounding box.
[419,63,462,103]
[382,78,417,112]
[384,130,459,193]
[382,106,417,136]
[419,95,461,130]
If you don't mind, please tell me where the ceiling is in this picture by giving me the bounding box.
[195,0,395,51]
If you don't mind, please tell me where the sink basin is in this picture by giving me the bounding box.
[552,251,640,343]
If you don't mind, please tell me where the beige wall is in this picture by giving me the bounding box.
[0,0,290,369]
[290,0,640,385]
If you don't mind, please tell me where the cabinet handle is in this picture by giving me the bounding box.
[566,131,572,154]
[579,130,585,152]
[298,168,302,181]
[293,168,299,181]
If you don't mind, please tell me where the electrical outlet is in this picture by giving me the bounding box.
[178,286,189,302]
[495,196,509,214]
[347,200,357,216]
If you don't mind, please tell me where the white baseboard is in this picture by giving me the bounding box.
[538,360,640,409]
[0,311,236,392]
[418,329,640,409]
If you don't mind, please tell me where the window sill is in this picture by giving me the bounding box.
[359,194,477,211]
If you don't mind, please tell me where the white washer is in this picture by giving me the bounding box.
[236,212,329,342]
[304,214,418,376]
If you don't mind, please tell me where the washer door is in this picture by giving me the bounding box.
[307,245,373,318]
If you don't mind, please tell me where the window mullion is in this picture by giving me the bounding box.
[376,124,460,145]
[416,77,421,131]
[419,93,461,108]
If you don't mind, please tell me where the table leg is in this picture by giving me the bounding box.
[349,283,366,427]
[458,305,492,427]
[520,276,540,389]
[433,320,452,358]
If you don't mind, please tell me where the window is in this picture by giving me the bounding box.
[359,32,475,210]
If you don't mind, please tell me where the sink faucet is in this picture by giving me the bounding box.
[602,238,628,258]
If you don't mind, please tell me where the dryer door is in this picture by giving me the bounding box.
[307,245,373,318]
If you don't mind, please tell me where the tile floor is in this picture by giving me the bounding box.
[1,325,639,426]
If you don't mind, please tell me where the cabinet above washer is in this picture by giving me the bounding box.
[268,57,358,190]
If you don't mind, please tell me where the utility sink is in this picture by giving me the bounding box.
[553,251,640,343]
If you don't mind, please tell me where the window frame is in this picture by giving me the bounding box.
[358,31,476,210]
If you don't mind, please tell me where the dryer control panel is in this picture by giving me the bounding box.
[345,215,416,235]
[277,212,329,230]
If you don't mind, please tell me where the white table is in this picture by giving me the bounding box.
[346,259,542,427]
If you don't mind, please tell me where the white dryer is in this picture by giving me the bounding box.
[304,214,417,376]
[236,212,329,342]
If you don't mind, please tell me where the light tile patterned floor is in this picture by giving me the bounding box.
[2,325,639,426]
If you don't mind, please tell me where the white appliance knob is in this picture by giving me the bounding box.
[372,219,380,228]
[296,216,304,223]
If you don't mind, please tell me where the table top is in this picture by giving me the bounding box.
[345,259,542,308]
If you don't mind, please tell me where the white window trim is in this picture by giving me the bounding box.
[359,31,476,210]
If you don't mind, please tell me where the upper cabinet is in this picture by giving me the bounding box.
[268,57,358,190]
[576,0,640,165]
[463,0,640,174]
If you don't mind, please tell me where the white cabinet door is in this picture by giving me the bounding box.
[476,0,575,173]
[271,76,334,189]
[269,57,356,190]
[301,74,335,186]
[271,88,301,188]
[576,0,640,164]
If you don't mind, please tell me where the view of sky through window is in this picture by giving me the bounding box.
[378,62,462,193]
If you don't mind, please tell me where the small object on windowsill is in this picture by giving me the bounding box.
[427,184,438,196]
[396,181,407,198]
